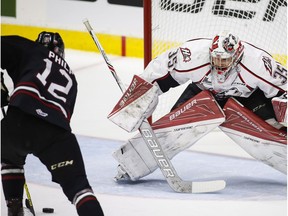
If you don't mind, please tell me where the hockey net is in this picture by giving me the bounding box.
[144,0,287,121]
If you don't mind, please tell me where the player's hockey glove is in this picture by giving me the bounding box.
[1,72,10,107]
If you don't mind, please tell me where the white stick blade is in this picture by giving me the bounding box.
[191,180,226,193]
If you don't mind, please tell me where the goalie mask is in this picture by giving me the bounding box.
[36,31,65,58]
[209,31,244,83]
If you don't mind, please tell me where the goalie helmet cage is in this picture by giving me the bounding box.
[144,0,287,121]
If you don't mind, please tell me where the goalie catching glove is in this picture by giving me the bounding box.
[108,75,159,132]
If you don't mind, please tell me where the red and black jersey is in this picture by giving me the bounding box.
[1,36,77,131]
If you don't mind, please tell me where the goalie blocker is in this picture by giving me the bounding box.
[113,91,286,181]
[108,75,159,132]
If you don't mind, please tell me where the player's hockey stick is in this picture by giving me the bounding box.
[83,18,226,193]
[1,107,36,215]
[24,183,36,216]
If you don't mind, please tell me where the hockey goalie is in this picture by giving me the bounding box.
[108,31,287,181]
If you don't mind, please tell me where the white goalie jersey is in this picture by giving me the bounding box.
[141,38,287,99]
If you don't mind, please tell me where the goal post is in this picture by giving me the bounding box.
[144,0,152,68]
[144,0,287,121]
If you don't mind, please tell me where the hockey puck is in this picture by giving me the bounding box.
[42,208,54,213]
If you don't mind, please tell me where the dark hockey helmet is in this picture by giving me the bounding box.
[36,31,65,58]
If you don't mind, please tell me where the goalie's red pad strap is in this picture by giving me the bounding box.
[272,97,287,124]
[221,98,287,145]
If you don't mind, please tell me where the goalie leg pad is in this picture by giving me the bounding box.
[220,98,287,174]
[113,120,224,181]
[113,91,226,180]
[113,138,154,181]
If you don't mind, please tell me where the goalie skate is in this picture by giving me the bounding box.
[114,165,131,181]
[7,198,34,216]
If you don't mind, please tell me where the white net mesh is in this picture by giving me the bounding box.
[148,0,287,121]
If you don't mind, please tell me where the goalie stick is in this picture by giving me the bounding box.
[1,107,36,215]
[83,18,226,193]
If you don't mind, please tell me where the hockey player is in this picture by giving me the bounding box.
[1,32,104,216]
[108,31,287,181]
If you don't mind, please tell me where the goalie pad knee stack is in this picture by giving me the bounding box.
[113,91,225,180]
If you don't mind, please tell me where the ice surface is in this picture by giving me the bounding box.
[1,50,287,216]
[24,135,286,201]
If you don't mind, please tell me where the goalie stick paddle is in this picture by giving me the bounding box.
[83,18,226,193]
